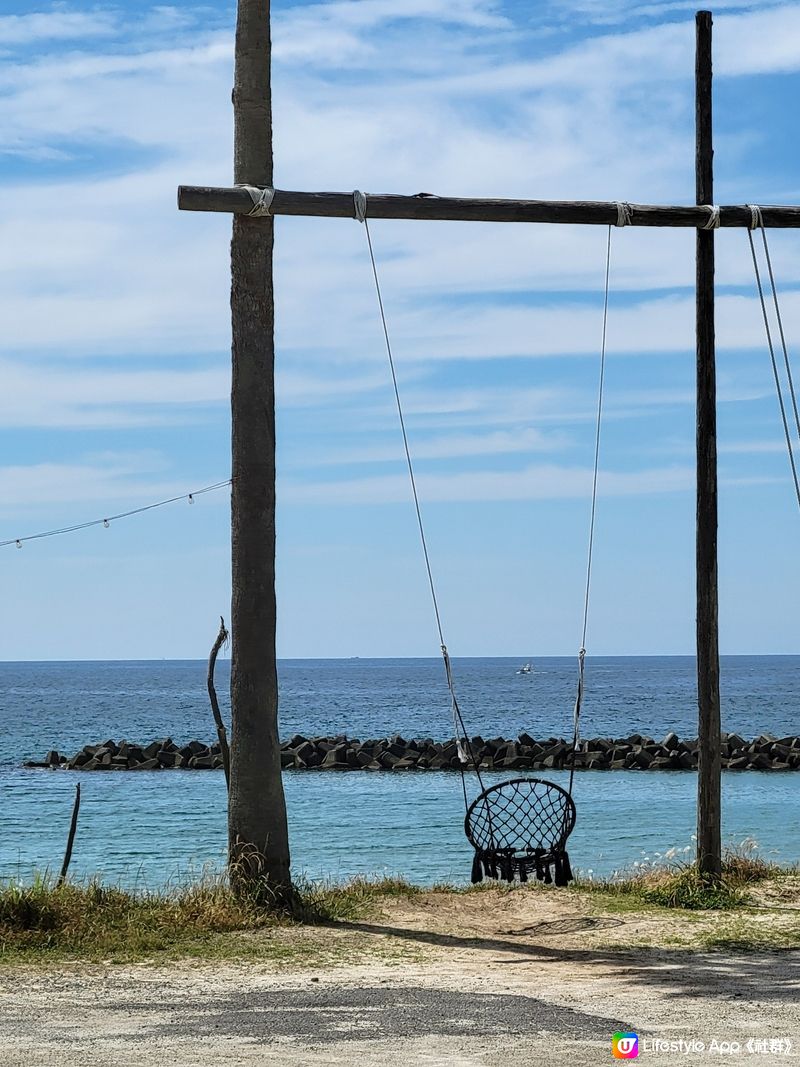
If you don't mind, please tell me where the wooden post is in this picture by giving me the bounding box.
[57,783,81,886]
[228,0,291,899]
[695,10,722,881]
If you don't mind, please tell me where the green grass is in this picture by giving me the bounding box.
[698,917,800,951]
[0,873,419,965]
[2,850,797,964]
[575,845,794,911]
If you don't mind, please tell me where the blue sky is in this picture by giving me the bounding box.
[2,0,800,660]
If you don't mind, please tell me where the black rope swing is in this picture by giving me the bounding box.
[355,190,614,885]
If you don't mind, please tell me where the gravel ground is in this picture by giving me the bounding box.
[2,886,798,1065]
[0,971,625,1065]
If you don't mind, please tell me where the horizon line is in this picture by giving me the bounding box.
[2,652,800,666]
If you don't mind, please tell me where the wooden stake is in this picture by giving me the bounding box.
[695,10,722,881]
[57,783,81,886]
[228,0,291,899]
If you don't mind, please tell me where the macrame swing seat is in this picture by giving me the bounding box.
[465,777,576,886]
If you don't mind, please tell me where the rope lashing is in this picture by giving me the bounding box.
[441,644,468,764]
[573,648,586,724]
[746,205,800,512]
[748,204,764,232]
[702,204,721,230]
[353,189,368,223]
[615,202,633,227]
[237,185,275,217]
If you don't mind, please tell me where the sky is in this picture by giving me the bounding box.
[2,0,800,660]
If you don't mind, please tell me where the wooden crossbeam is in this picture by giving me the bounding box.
[178,185,800,228]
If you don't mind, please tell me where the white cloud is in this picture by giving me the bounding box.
[0,457,179,514]
[274,0,510,44]
[0,10,117,46]
[2,2,799,658]
[716,5,800,76]
[1,4,799,471]
[281,461,697,505]
[0,360,229,428]
[308,426,570,465]
[720,438,789,454]
[2,2,798,375]
[541,0,786,29]
[279,283,800,366]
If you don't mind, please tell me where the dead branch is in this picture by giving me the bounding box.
[208,616,231,790]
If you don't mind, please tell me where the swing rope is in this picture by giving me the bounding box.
[353,190,485,810]
[746,205,800,512]
[354,191,614,868]
[568,223,613,795]
[353,191,616,883]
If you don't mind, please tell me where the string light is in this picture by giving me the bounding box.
[1,479,231,550]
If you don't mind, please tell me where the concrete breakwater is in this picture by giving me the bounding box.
[24,731,800,772]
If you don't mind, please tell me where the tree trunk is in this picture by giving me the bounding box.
[228,0,291,900]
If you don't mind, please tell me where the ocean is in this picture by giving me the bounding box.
[1,656,798,887]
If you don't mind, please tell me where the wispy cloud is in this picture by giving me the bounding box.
[2,2,799,657]
[307,426,570,466]
[0,360,229,428]
[541,0,787,29]
[282,462,698,505]
[0,455,180,513]
[2,5,799,479]
[0,10,117,46]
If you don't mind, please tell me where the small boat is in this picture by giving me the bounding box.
[517,662,533,674]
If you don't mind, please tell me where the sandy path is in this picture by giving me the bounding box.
[2,888,798,1065]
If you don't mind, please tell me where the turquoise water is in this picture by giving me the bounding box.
[1,657,798,886]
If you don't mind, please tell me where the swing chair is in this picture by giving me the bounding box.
[465,777,576,885]
[354,191,616,885]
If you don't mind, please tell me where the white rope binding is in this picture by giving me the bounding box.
[615,202,632,228]
[353,190,368,223]
[702,204,721,230]
[237,185,275,217]
[748,204,764,231]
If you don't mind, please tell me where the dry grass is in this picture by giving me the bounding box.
[576,843,794,911]
[2,847,797,964]
[0,872,418,964]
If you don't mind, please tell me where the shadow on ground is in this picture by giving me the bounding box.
[333,919,800,1005]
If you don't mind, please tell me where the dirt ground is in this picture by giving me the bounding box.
[2,885,798,1066]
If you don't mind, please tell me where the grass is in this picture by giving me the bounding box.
[575,843,793,911]
[2,848,797,964]
[588,866,749,909]
[0,872,419,965]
